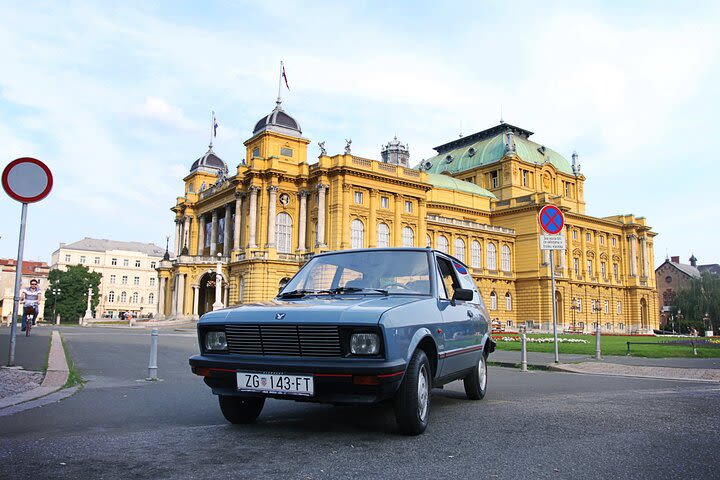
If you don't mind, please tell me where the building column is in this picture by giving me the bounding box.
[394,194,403,246]
[176,273,185,317]
[182,216,191,255]
[640,236,648,277]
[223,203,232,256]
[297,190,309,252]
[210,209,219,256]
[418,199,426,248]
[192,285,199,318]
[628,234,638,277]
[157,277,166,320]
[174,220,181,257]
[197,214,205,256]
[233,193,243,252]
[170,275,178,317]
[316,184,328,247]
[368,189,378,247]
[248,186,259,248]
[341,184,351,249]
[266,185,278,248]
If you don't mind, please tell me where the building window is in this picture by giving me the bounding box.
[591,299,597,313]
[471,241,481,268]
[501,245,511,272]
[586,232,592,242]
[377,223,390,248]
[572,230,578,240]
[111,258,117,265]
[108,291,115,303]
[65,254,71,262]
[276,212,293,253]
[380,196,389,209]
[123,259,129,267]
[122,276,128,285]
[437,236,449,254]
[454,238,466,263]
[604,300,609,314]
[133,276,140,285]
[280,147,293,157]
[350,219,364,249]
[405,201,413,213]
[505,292,512,311]
[402,227,414,247]
[522,170,528,187]
[613,263,619,279]
[135,260,141,268]
[599,235,605,245]
[426,234,432,248]
[619,323,624,330]
[611,237,617,247]
[148,293,154,305]
[94,256,100,264]
[486,243,497,270]
[120,291,127,303]
[601,261,607,278]
[573,258,580,276]
[354,192,363,204]
[79,256,86,264]
[253,147,260,157]
[151,261,157,269]
[149,277,155,287]
[587,260,593,276]
[490,291,497,310]
[110,275,116,284]
[131,292,139,304]
[577,298,583,313]
[565,182,570,197]
[617,301,622,315]
[490,171,499,188]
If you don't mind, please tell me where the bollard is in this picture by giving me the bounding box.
[692,340,697,356]
[595,324,602,360]
[147,328,159,381]
[56,314,60,325]
[520,328,528,372]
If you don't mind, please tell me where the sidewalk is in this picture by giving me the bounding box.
[0,326,70,411]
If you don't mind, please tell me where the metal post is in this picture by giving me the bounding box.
[7,202,28,367]
[521,328,528,372]
[692,340,697,356]
[55,314,60,325]
[595,307,602,360]
[147,328,159,380]
[550,250,559,363]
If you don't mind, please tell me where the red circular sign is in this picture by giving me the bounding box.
[539,205,565,235]
[2,157,53,203]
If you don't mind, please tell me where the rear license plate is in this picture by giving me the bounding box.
[236,372,314,396]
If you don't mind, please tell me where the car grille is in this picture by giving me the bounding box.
[224,324,342,357]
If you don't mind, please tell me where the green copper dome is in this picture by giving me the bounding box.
[426,173,496,198]
[420,124,573,176]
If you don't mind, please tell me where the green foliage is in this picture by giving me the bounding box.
[43,265,102,323]
[673,273,720,333]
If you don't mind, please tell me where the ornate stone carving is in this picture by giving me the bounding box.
[318,141,326,156]
[344,138,352,154]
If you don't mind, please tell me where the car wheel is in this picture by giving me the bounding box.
[218,395,265,424]
[463,352,488,400]
[393,349,431,435]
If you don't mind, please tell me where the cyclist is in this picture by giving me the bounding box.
[20,279,42,332]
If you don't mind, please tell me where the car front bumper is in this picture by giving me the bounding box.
[189,354,407,405]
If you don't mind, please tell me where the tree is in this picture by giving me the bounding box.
[44,265,102,323]
[674,272,720,334]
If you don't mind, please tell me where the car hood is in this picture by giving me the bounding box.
[199,295,425,326]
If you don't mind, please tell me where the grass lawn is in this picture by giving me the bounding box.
[493,334,720,358]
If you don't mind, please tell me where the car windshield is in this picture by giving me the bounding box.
[279,250,432,297]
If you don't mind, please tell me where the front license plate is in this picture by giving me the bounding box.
[236,372,314,396]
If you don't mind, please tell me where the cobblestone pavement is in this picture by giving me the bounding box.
[0,368,44,399]
[551,362,720,382]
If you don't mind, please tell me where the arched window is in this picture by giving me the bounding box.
[426,234,432,248]
[454,238,466,263]
[148,293,154,305]
[131,292,139,304]
[108,291,115,303]
[437,235,449,253]
[505,292,512,311]
[276,212,292,253]
[402,226,414,247]
[487,243,497,270]
[490,291,497,310]
[471,241,481,268]
[501,245,511,272]
[120,291,127,303]
[377,223,390,247]
[351,219,364,249]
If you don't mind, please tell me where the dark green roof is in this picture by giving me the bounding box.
[426,173,496,198]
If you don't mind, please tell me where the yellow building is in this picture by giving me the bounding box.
[158,100,658,333]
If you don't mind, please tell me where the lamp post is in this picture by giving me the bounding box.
[593,300,602,360]
[570,298,578,332]
[83,287,93,321]
[52,287,61,319]
[212,252,224,311]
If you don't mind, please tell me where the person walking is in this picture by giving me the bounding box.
[20,279,43,331]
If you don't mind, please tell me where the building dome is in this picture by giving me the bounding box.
[253,101,302,137]
[190,148,228,175]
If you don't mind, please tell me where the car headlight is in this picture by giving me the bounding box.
[350,333,380,355]
[205,331,227,352]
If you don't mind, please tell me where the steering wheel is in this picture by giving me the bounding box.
[383,282,411,291]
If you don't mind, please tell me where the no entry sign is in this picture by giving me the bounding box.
[539,205,565,235]
[2,157,53,203]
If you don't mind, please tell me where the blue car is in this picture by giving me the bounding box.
[190,248,495,435]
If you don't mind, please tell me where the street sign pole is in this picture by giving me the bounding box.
[550,249,559,363]
[538,205,565,365]
[7,203,28,367]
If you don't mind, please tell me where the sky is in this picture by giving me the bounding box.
[1,0,719,269]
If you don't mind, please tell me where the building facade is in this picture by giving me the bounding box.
[50,238,165,319]
[0,259,50,325]
[158,100,658,333]
[656,254,719,326]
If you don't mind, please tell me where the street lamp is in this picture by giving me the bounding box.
[592,300,602,360]
[51,286,62,321]
[83,287,94,322]
[212,252,224,311]
[570,298,578,332]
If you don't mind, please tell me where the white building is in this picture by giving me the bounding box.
[50,238,167,319]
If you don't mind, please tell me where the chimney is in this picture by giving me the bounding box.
[670,256,680,263]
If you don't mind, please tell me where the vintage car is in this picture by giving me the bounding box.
[189,248,495,435]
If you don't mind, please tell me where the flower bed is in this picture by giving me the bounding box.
[498,336,588,344]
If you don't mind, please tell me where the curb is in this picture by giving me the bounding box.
[547,362,720,383]
[0,330,70,410]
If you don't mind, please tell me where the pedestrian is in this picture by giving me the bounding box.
[20,279,43,331]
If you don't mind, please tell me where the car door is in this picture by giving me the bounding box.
[435,254,483,376]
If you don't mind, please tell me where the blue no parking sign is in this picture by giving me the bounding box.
[539,205,565,235]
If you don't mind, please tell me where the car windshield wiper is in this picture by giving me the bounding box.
[277,289,322,298]
[328,287,389,296]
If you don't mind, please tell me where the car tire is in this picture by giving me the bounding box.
[463,352,488,400]
[393,349,431,435]
[218,395,265,424]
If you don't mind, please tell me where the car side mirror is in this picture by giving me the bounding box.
[452,288,473,302]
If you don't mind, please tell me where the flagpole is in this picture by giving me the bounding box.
[277,61,283,106]
[209,110,215,148]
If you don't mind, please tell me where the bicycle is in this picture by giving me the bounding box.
[23,304,37,336]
